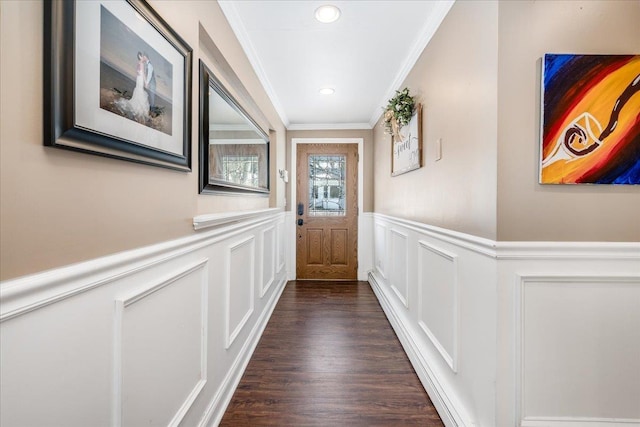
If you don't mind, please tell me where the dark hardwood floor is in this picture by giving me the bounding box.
[220,281,444,426]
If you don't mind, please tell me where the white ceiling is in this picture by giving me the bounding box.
[218,0,454,130]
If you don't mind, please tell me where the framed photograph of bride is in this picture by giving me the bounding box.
[44,0,192,171]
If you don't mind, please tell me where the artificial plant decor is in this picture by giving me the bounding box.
[383,87,415,139]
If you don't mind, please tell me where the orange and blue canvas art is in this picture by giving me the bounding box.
[540,54,640,184]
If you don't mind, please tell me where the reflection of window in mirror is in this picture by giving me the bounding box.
[222,155,259,187]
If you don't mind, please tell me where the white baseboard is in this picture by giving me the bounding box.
[521,417,640,427]
[369,271,469,427]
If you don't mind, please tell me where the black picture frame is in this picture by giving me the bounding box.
[44,0,192,171]
[199,60,270,195]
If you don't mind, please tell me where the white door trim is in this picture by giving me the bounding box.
[290,138,364,280]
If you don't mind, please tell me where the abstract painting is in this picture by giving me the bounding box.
[540,54,640,184]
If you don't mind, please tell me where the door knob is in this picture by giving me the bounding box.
[297,218,303,226]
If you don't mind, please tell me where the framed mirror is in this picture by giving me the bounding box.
[199,60,270,194]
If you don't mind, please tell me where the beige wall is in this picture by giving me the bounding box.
[286,129,374,212]
[373,0,499,239]
[0,0,286,280]
[497,0,640,241]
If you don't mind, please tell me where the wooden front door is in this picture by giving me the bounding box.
[296,144,358,280]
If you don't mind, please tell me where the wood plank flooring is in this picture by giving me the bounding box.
[220,281,444,426]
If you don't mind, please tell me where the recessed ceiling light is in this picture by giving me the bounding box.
[319,87,335,95]
[315,5,341,24]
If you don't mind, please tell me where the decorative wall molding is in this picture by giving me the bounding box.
[213,2,290,128]
[113,259,209,427]
[373,213,497,258]
[287,122,372,131]
[417,240,459,373]
[496,241,640,260]
[260,226,275,298]
[116,259,208,308]
[374,221,387,279]
[1,208,284,322]
[193,207,282,231]
[276,218,285,274]
[3,207,638,426]
[389,228,409,308]
[372,214,491,427]
[369,271,470,427]
[370,212,640,427]
[198,274,287,427]
[225,236,256,349]
[0,210,289,426]
[516,274,640,427]
[373,213,640,261]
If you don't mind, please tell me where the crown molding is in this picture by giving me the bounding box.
[209,124,253,131]
[287,122,373,131]
[218,1,290,128]
[368,0,455,127]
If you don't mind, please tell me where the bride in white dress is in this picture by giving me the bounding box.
[115,52,149,123]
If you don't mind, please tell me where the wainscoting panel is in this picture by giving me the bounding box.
[114,260,208,427]
[374,221,387,279]
[517,275,640,426]
[226,236,256,349]
[371,214,495,427]
[261,226,275,298]
[370,213,640,427]
[276,218,285,274]
[389,228,409,308]
[0,208,288,427]
[418,241,458,372]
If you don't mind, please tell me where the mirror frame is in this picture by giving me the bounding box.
[198,60,270,195]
